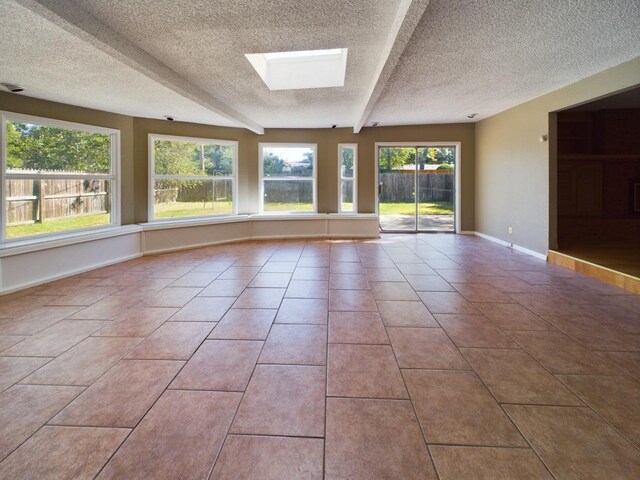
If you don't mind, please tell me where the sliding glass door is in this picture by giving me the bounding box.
[378,145,456,232]
[378,147,416,231]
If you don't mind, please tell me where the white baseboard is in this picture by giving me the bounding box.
[472,231,548,261]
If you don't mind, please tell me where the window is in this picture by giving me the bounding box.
[245,48,348,91]
[1,112,119,241]
[149,135,237,220]
[338,144,357,213]
[259,143,317,213]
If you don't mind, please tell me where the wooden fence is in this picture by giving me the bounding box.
[379,171,454,203]
[6,171,453,225]
[6,178,109,225]
[155,179,233,204]
[263,180,313,203]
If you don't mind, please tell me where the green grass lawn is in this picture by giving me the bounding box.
[263,202,313,212]
[155,200,316,216]
[6,213,110,238]
[380,201,453,216]
[5,200,453,238]
[154,201,233,218]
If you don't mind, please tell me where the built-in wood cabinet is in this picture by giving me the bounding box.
[557,112,593,155]
[557,158,603,216]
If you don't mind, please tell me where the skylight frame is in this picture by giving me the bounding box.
[245,48,348,91]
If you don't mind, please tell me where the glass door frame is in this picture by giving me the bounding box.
[375,142,461,233]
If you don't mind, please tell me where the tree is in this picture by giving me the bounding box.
[263,154,289,176]
[154,140,200,176]
[6,122,110,172]
[5,122,25,169]
[419,147,454,165]
[203,144,233,176]
[302,151,313,164]
[380,147,415,171]
[341,148,354,170]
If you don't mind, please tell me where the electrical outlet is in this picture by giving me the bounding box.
[508,227,513,235]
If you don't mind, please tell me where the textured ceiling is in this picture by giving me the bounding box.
[370,0,640,125]
[0,0,238,127]
[1,0,639,130]
[66,0,403,129]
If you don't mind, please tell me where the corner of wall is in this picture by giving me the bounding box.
[474,59,640,256]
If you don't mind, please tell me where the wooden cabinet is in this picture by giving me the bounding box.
[557,112,593,155]
[557,159,603,216]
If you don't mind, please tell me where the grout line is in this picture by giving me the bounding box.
[87,258,229,478]
[373,249,442,480]
[400,237,557,479]
[426,442,536,449]
[4,235,638,479]
[323,246,330,480]
[206,239,304,480]
[0,383,87,465]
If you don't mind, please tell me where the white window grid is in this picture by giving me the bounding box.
[0,111,121,242]
[148,134,239,221]
[258,142,318,213]
[338,143,357,213]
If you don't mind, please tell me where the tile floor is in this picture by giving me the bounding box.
[1,234,639,479]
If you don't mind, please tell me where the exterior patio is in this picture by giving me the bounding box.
[379,214,455,232]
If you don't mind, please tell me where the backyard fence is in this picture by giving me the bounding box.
[263,180,313,203]
[379,171,453,203]
[154,179,233,204]
[6,177,109,226]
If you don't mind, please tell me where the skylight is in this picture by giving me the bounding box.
[245,48,348,91]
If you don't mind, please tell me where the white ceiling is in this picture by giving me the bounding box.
[1,0,639,132]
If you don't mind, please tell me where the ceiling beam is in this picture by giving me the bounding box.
[353,0,430,133]
[14,0,265,134]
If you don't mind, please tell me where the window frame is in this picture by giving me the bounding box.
[1,111,121,243]
[258,142,318,214]
[338,143,358,213]
[148,134,239,222]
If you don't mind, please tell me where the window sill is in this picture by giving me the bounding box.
[140,213,378,229]
[0,224,143,258]
[140,215,250,231]
[0,214,379,258]
[250,213,324,221]
[328,213,377,218]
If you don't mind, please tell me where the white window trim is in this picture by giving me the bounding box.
[374,142,461,233]
[338,143,357,213]
[1,111,121,243]
[148,134,239,222]
[258,142,318,214]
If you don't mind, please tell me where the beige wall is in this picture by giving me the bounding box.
[1,92,476,230]
[132,122,475,228]
[475,58,640,254]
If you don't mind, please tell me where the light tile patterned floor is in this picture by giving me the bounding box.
[1,234,639,479]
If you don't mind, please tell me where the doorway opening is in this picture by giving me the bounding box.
[376,144,458,232]
[552,86,640,279]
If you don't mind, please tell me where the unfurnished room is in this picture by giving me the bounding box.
[0,1,639,479]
